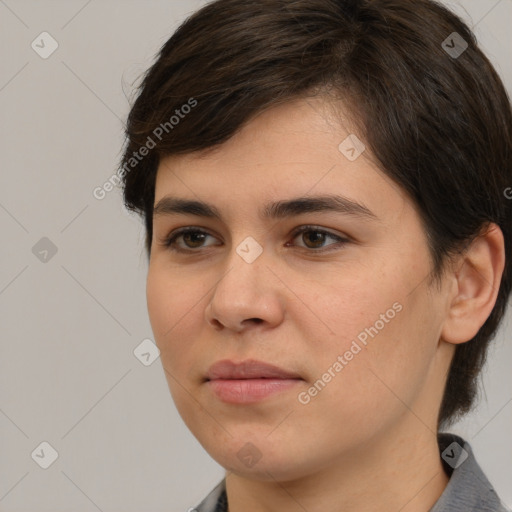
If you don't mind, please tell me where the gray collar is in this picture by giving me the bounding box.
[430,433,509,511]
[194,433,509,512]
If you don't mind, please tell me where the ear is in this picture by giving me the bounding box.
[441,223,505,345]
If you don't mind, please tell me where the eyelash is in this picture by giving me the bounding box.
[160,225,350,254]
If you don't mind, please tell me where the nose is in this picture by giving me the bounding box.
[204,247,285,333]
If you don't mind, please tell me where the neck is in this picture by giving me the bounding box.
[225,421,449,512]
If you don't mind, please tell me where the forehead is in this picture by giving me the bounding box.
[153,96,407,220]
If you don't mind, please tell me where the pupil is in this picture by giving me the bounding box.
[185,233,204,247]
[305,231,324,248]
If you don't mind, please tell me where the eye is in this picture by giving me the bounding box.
[288,225,349,252]
[159,225,349,254]
[161,227,219,252]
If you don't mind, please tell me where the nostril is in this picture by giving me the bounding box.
[210,318,223,329]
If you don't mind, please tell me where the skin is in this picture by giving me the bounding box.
[146,97,505,512]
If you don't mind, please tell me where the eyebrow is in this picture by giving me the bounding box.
[153,195,378,222]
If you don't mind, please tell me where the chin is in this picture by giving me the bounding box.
[204,436,313,482]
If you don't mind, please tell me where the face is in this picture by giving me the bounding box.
[147,97,453,481]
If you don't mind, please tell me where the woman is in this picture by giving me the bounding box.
[119,0,512,510]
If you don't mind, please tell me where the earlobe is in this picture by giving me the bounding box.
[441,223,505,345]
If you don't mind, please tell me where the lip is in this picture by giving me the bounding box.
[206,359,302,380]
[205,359,303,404]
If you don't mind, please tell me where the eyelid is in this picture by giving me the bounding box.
[288,225,348,243]
[159,226,220,250]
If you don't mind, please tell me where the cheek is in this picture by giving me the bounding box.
[146,264,212,390]
[298,262,399,348]
[146,270,197,422]
[146,268,171,340]
[299,254,435,401]
[146,267,192,366]
[319,290,436,421]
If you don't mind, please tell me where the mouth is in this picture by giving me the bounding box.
[205,359,304,404]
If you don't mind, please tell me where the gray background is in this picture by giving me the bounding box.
[0,1,510,511]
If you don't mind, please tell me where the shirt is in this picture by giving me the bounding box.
[191,433,511,512]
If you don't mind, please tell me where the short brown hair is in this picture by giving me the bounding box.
[120,0,512,428]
